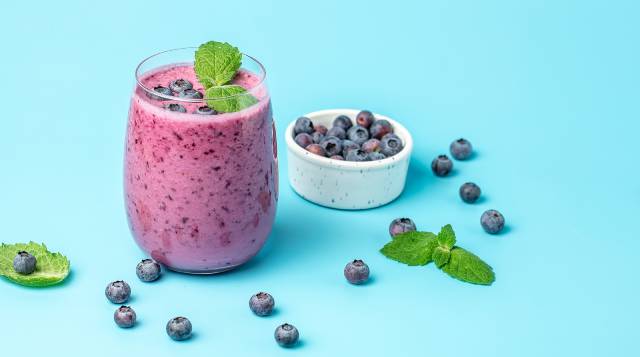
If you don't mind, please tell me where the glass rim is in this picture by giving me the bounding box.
[134,47,267,103]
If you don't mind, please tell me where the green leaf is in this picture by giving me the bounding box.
[205,85,258,113]
[437,224,456,250]
[0,242,70,287]
[380,231,437,266]
[432,246,451,268]
[441,247,495,285]
[194,41,242,88]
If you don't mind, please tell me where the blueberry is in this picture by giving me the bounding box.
[169,78,193,93]
[195,106,217,115]
[333,115,353,131]
[166,317,192,341]
[341,140,360,156]
[306,144,327,157]
[326,126,346,140]
[114,306,136,328]
[294,133,314,148]
[361,139,381,153]
[367,152,386,161]
[330,155,345,160]
[249,292,275,316]
[380,133,404,156]
[13,251,36,274]
[344,259,370,284]
[389,218,417,237]
[450,138,473,160]
[293,117,314,135]
[345,149,368,162]
[347,125,370,145]
[320,136,343,156]
[431,155,453,177]
[274,323,299,347]
[164,103,187,113]
[459,182,481,203]
[369,119,393,139]
[146,86,173,101]
[136,259,161,282]
[481,209,505,234]
[178,89,204,99]
[314,124,328,135]
[356,110,375,128]
[105,281,131,304]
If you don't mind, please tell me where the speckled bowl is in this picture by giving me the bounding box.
[285,109,413,210]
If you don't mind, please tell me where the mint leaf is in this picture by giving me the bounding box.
[441,247,495,285]
[194,41,242,88]
[205,85,258,113]
[437,224,456,250]
[0,242,70,287]
[432,246,451,268]
[380,231,437,266]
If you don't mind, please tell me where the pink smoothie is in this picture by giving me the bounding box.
[125,64,277,273]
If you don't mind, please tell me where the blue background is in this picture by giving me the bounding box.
[1,0,638,355]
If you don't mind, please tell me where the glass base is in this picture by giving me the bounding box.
[163,262,244,275]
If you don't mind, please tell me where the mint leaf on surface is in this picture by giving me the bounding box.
[205,85,258,113]
[441,247,495,285]
[380,231,437,266]
[432,246,451,268]
[0,242,70,287]
[194,41,242,88]
[437,224,456,250]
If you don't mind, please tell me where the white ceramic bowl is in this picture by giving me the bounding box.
[285,109,413,210]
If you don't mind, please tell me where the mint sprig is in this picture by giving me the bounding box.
[380,225,495,285]
[0,242,70,287]
[193,41,257,113]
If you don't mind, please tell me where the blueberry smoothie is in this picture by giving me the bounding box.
[125,52,277,273]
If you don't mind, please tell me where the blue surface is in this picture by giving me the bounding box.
[1,0,639,355]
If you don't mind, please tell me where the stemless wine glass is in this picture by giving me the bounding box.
[124,48,277,273]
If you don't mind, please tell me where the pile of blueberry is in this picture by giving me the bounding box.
[146,78,217,115]
[430,138,506,234]
[293,110,404,161]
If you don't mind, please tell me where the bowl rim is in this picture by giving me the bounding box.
[285,108,413,171]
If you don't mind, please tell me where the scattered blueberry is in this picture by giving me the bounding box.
[326,126,346,140]
[380,134,403,156]
[330,155,345,160]
[345,149,368,162]
[136,259,161,282]
[13,251,36,274]
[344,259,370,284]
[389,218,417,237]
[450,138,473,160]
[293,117,314,135]
[169,78,193,93]
[274,323,299,347]
[147,86,173,100]
[295,133,314,148]
[347,125,370,145]
[306,144,327,157]
[481,209,505,234]
[195,106,217,115]
[166,317,192,341]
[333,115,353,131]
[320,136,343,156]
[249,292,275,317]
[367,152,386,161]
[341,139,360,156]
[356,110,375,128]
[114,306,136,328]
[311,131,325,144]
[105,281,131,304]
[369,119,393,139]
[459,182,481,203]
[178,88,204,99]
[164,103,187,113]
[361,138,381,153]
[314,124,328,135]
[431,155,453,177]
